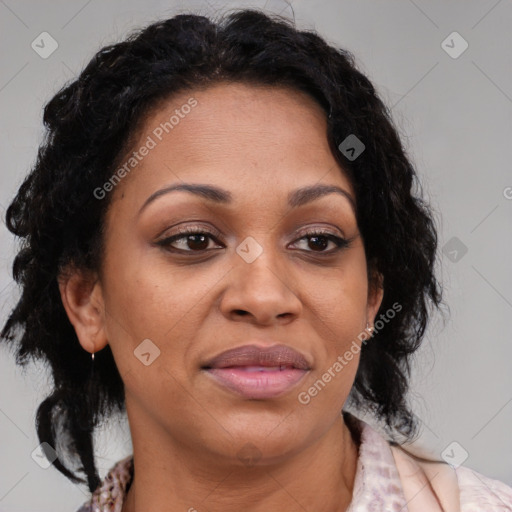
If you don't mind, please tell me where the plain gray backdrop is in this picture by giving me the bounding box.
[1,0,511,510]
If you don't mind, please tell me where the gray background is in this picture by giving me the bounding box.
[1,0,511,510]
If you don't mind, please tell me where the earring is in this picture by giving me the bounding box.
[366,322,374,336]
[91,352,95,362]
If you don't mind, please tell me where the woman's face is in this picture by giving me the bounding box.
[73,82,383,464]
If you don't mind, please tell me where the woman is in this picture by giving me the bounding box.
[2,8,511,512]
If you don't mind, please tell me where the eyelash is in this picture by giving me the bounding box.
[155,225,350,256]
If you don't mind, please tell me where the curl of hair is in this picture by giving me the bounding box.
[1,8,443,492]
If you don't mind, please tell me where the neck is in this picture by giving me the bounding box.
[121,411,360,512]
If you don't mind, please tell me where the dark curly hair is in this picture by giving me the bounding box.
[1,8,443,493]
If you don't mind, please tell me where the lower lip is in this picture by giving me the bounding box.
[204,367,309,399]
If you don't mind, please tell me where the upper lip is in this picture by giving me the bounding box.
[202,344,311,370]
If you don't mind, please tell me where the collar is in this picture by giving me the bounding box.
[346,414,409,511]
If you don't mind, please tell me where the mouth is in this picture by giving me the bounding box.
[201,344,311,399]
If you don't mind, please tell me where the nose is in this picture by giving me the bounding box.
[219,244,303,326]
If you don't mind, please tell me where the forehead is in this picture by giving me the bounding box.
[110,82,354,207]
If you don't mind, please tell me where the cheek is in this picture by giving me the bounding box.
[99,240,224,370]
[305,250,369,337]
[297,264,368,412]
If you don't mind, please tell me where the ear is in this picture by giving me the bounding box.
[367,268,384,325]
[58,267,108,354]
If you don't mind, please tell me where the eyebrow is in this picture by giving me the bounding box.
[138,182,356,215]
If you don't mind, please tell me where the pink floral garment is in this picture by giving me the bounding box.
[77,416,512,511]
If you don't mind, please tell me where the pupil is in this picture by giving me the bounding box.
[309,236,328,251]
[188,234,208,250]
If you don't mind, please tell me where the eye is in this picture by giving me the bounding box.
[290,229,350,254]
[156,226,224,253]
[155,226,351,255]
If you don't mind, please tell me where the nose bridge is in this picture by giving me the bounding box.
[220,233,302,323]
[236,234,288,292]
[240,241,281,283]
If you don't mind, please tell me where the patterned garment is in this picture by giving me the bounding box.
[77,415,512,511]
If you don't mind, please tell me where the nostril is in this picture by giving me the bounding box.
[234,310,249,316]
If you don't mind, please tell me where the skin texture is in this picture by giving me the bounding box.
[59,82,384,512]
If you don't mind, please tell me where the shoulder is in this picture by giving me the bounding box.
[455,464,512,511]
[390,441,512,511]
[75,505,93,512]
[75,455,134,512]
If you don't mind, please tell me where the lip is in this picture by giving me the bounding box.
[202,344,312,399]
